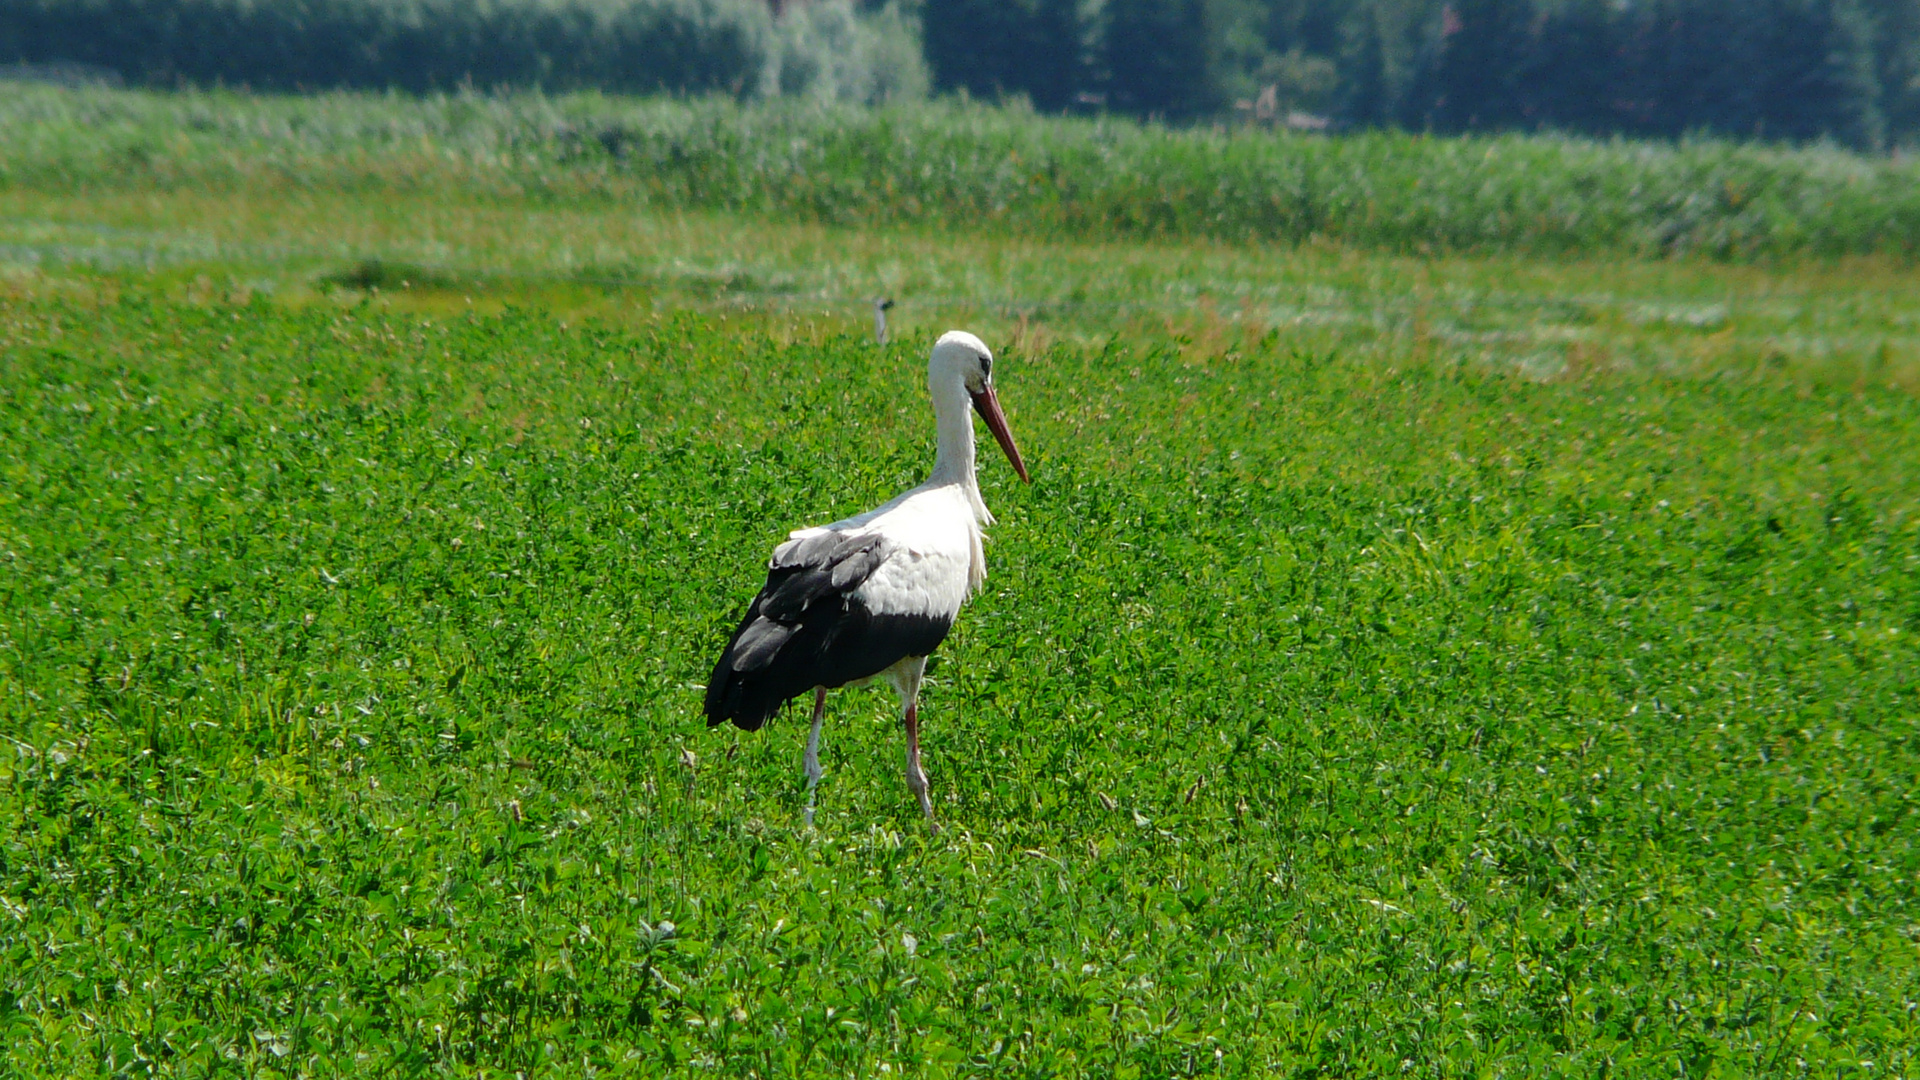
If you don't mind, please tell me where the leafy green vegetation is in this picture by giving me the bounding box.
[2,276,1917,1074]
[2,82,1918,1076]
[6,86,1920,260]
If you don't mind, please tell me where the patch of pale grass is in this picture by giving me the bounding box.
[2,186,1916,389]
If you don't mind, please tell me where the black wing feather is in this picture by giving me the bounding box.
[759,533,885,620]
[704,531,952,731]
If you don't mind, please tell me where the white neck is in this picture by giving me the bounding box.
[926,368,995,525]
[927,369,975,485]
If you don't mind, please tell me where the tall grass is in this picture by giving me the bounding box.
[4,85,1919,260]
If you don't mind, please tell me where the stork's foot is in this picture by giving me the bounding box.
[906,764,935,826]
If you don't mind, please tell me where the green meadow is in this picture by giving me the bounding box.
[2,88,1918,1076]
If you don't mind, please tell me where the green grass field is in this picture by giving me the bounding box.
[2,89,1920,1077]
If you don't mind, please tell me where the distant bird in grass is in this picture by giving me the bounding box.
[703,331,1030,829]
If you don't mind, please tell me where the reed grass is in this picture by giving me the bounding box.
[5,85,1919,260]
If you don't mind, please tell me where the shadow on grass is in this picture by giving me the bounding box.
[317,258,796,300]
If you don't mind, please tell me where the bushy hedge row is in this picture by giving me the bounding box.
[0,0,772,94]
[5,86,1919,260]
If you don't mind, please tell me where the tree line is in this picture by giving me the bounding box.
[2,0,1916,147]
[0,0,926,103]
[928,0,1918,148]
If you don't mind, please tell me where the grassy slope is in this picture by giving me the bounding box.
[2,291,1917,1076]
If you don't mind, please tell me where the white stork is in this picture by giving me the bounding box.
[704,330,1029,828]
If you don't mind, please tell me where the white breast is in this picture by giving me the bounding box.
[783,481,983,620]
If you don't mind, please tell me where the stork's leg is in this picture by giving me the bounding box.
[903,698,934,826]
[803,687,827,828]
[893,657,937,830]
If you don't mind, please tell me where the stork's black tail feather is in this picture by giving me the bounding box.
[703,597,798,731]
[704,532,952,731]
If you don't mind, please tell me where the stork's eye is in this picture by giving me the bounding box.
[981,355,993,378]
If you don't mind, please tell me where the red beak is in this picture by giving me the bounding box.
[969,386,1030,483]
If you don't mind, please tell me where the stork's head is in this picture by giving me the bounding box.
[931,330,1030,483]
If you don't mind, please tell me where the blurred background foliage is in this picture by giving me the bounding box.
[0,0,1916,145]
[927,0,1918,148]
[0,0,925,104]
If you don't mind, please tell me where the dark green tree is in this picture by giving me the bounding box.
[1806,0,1887,148]
[1428,0,1537,130]
[1254,0,1347,55]
[1860,0,1920,142]
[1102,0,1214,117]
[1629,0,1884,146]
[1532,0,1620,132]
[922,0,1083,109]
[1337,4,1395,126]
